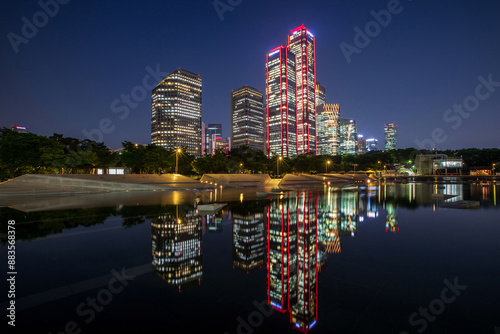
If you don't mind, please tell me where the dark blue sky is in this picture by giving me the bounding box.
[1,0,499,150]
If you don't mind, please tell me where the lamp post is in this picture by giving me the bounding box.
[378,161,381,171]
[239,163,243,174]
[277,156,282,177]
[175,148,181,174]
[326,160,331,173]
[493,163,496,175]
[352,163,358,172]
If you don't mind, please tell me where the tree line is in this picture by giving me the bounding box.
[1,127,499,181]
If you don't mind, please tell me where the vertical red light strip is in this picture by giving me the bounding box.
[312,32,317,156]
[281,203,284,309]
[266,53,270,157]
[267,205,270,305]
[315,189,319,321]
[303,30,308,155]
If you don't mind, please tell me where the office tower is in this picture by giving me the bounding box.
[206,123,222,155]
[151,69,202,157]
[338,118,358,155]
[151,205,202,290]
[384,123,398,150]
[365,138,378,152]
[230,86,265,151]
[10,125,28,133]
[315,82,326,107]
[266,46,297,157]
[288,25,317,155]
[317,104,340,155]
[357,134,365,155]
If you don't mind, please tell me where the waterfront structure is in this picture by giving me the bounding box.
[384,123,398,151]
[230,86,265,151]
[365,138,378,152]
[288,25,317,155]
[151,69,202,157]
[266,46,297,157]
[415,154,463,175]
[317,104,340,155]
[357,135,365,155]
[338,118,358,155]
[151,205,203,290]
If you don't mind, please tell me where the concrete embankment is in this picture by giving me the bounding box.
[0,174,214,197]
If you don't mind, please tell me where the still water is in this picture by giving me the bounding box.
[1,183,499,334]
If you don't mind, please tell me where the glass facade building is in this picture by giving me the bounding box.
[230,86,264,151]
[338,118,358,155]
[384,123,398,151]
[266,46,297,157]
[288,25,317,155]
[317,104,340,156]
[365,138,378,152]
[151,69,202,157]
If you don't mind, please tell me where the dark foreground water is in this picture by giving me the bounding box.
[1,182,499,334]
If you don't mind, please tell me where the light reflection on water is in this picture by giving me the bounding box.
[0,182,498,333]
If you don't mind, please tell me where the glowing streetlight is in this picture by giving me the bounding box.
[175,148,181,174]
[493,163,496,175]
[277,156,283,177]
[326,160,331,173]
[378,161,382,170]
[239,163,243,174]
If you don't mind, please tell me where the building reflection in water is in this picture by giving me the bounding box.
[151,205,202,291]
[231,203,266,272]
[384,201,399,233]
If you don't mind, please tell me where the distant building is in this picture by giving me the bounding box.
[11,125,28,133]
[384,123,398,151]
[357,134,365,155]
[151,69,202,157]
[266,46,297,157]
[317,104,340,155]
[338,118,357,155]
[315,82,326,107]
[365,138,378,152]
[230,86,264,151]
[206,123,222,155]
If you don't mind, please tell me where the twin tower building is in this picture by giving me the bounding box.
[151,25,336,158]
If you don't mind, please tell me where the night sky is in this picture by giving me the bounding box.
[1,0,499,150]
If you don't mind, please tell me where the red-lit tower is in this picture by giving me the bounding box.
[288,25,317,155]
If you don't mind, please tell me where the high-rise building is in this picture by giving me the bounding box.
[151,69,202,157]
[230,86,264,151]
[315,82,326,108]
[338,118,358,155]
[384,123,398,150]
[357,134,365,155]
[266,46,297,157]
[365,138,378,152]
[206,123,222,155]
[288,25,317,155]
[317,104,340,155]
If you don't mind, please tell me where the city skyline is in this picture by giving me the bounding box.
[1,0,500,150]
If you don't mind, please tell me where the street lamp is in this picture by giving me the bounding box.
[352,163,359,172]
[239,163,243,174]
[493,163,496,175]
[378,161,382,170]
[277,156,282,177]
[175,148,181,174]
[326,160,331,173]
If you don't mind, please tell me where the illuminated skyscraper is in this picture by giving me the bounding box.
[315,82,326,108]
[151,69,202,157]
[384,123,398,151]
[365,138,378,152]
[317,104,340,155]
[357,134,366,155]
[10,125,28,133]
[338,118,358,155]
[231,86,264,151]
[288,25,317,155]
[266,46,297,157]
